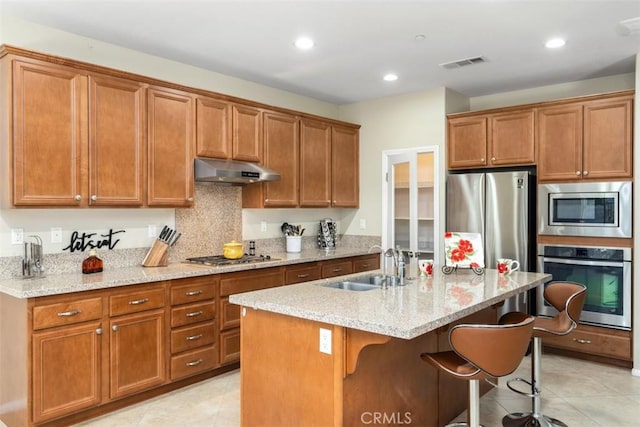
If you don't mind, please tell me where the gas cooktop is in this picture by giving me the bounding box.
[184,254,277,267]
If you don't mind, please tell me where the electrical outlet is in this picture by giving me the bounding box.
[319,328,332,354]
[359,219,366,229]
[148,224,157,238]
[260,221,267,232]
[11,228,24,245]
[51,227,62,243]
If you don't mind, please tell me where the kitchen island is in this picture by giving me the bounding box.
[230,268,550,427]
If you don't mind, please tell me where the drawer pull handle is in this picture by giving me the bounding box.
[186,310,204,318]
[297,274,310,278]
[573,338,591,344]
[332,268,342,272]
[57,309,82,317]
[186,358,203,367]
[128,298,149,305]
[185,290,203,296]
[186,333,203,341]
[361,263,369,267]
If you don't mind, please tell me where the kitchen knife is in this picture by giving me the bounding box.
[170,232,181,247]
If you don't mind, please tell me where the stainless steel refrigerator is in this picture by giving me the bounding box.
[446,169,536,315]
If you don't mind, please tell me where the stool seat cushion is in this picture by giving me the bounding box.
[534,313,574,337]
[421,351,486,380]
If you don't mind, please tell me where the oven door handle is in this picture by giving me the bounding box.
[541,257,625,268]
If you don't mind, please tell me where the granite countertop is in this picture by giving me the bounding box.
[230,268,551,340]
[0,247,375,299]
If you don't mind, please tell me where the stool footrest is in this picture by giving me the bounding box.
[502,412,568,427]
[506,377,540,399]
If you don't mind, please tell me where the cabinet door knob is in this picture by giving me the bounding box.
[583,170,589,176]
[96,328,103,335]
[187,197,194,202]
[112,325,119,332]
[480,158,485,162]
[491,157,496,161]
[75,194,82,201]
[91,195,97,201]
[576,171,581,176]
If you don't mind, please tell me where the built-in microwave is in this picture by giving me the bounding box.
[538,181,632,238]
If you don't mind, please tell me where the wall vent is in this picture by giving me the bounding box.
[439,56,487,69]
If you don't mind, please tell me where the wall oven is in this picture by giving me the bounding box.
[537,244,631,330]
[538,181,632,238]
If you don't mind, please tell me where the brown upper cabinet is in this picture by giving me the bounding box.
[538,94,633,181]
[243,117,359,208]
[331,125,359,207]
[195,99,263,163]
[447,109,535,169]
[2,45,360,209]
[10,59,87,206]
[5,54,193,207]
[146,86,194,207]
[299,119,332,207]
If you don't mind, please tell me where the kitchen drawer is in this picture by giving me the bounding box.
[170,345,218,381]
[171,276,217,305]
[171,321,216,354]
[33,297,103,330]
[219,267,285,296]
[219,328,240,365]
[171,301,215,328]
[109,286,165,316]
[285,262,322,285]
[219,296,241,330]
[321,260,353,278]
[352,254,380,273]
[542,324,631,361]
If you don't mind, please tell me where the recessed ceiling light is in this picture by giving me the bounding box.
[294,37,314,50]
[545,38,566,48]
[383,73,398,82]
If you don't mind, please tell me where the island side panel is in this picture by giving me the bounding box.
[240,308,344,427]
[342,329,439,426]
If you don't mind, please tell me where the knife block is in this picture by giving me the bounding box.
[142,240,169,267]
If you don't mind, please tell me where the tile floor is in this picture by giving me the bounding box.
[65,354,639,426]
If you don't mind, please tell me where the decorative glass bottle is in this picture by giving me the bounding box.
[82,249,103,274]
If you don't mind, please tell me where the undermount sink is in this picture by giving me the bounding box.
[322,281,379,291]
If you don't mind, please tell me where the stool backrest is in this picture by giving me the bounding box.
[449,316,534,378]
[544,282,587,325]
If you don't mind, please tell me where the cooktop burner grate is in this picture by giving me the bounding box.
[184,254,276,266]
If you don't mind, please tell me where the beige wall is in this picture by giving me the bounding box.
[470,73,635,110]
[338,87,448,239]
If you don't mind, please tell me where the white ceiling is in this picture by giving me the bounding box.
[2,0,639,104]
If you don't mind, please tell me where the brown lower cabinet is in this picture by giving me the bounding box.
[542,323,632,366]
[0,254,381,426]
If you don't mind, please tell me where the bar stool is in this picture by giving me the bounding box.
[501,282,587,427]
[421,316,535,427]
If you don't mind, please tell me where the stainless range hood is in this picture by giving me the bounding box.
[194,158,281,185]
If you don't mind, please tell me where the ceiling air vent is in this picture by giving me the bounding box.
[439,56,487,70]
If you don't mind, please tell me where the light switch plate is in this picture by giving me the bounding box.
[11,228,24,245]
[319,328,332,354]
[51,227,62,243]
